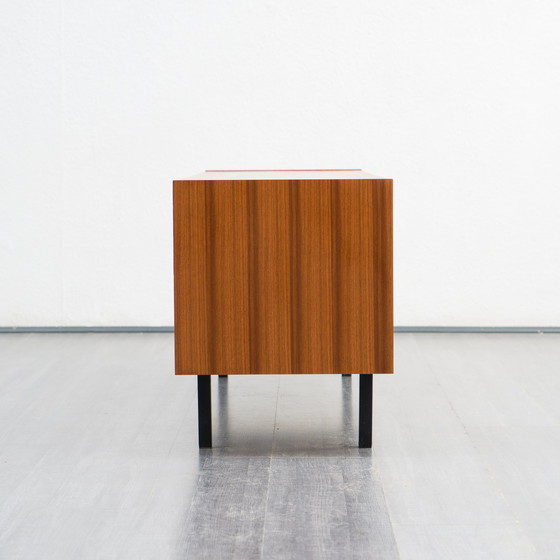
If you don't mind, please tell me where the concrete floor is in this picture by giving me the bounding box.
[0,333,559,559]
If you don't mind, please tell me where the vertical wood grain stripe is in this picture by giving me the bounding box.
[173,182,209,374]
[290,181,334,373]
[331,180,376,373]
[372,180,393,373]
[288,181,300,375]
[248,181,292,373]
[298,181,333,373]
[330,181,340,373]
[206,181,250,374]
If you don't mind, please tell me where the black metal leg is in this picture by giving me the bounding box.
[197,375,212,448]
[359,374,373,448]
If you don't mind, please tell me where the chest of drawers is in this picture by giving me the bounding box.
[173,170,393,447]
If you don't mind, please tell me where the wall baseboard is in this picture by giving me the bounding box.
[394,326,560,333]
[0,326,559,334]
[0,326,174,333]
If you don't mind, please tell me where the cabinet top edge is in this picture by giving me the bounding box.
[176,169,389,181]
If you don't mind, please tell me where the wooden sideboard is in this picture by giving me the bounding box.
[173,170,393,447]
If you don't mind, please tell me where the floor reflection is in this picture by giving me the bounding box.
[211,374,365,457]
[177,375,397,559]
[217,375,229,441]
[178,453,397,559]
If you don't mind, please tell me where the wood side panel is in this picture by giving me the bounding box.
[248,181,292,373]
[372,179,394,373]
[290,180,334,373]
[173,181,209,374]
[174,177,392,375]
[205,181,251,374]
[331,180,376,373]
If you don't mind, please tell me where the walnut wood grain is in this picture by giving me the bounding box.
[173,171,393,375]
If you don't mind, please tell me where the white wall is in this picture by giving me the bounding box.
[1,0,559,327]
